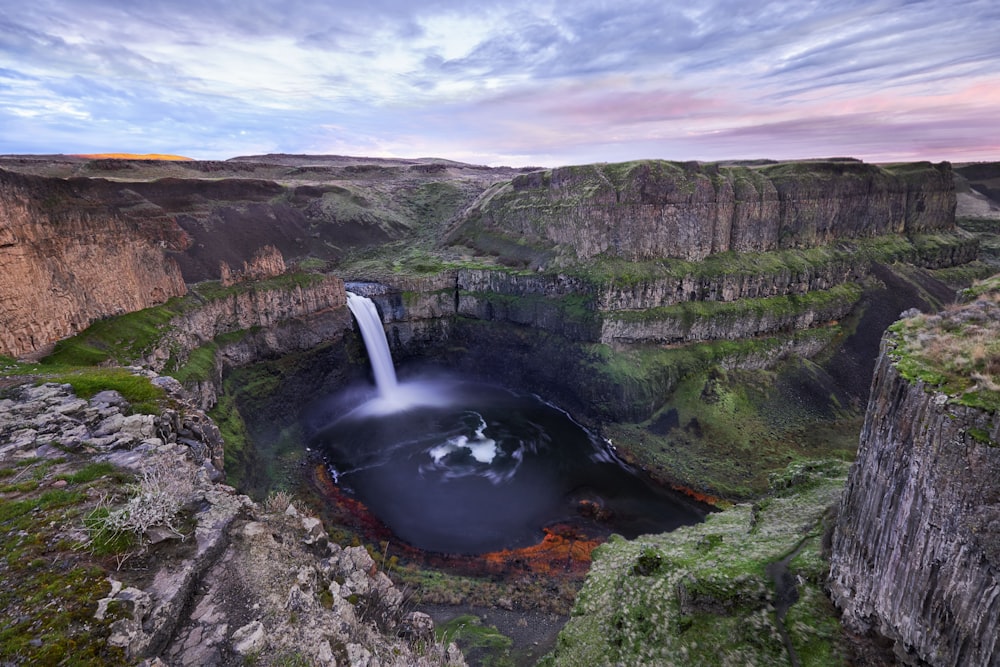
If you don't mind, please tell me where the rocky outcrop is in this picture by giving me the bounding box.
[599,283,860,344]
[0,168,188,357]
[0,375,465,666]
[219,244,286,286]
[148,276,346,365]
[829,295,1000,666]
[455,159,956,262]
[547,460,850,666]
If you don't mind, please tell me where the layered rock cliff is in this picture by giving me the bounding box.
[829,283,1000,666]
[0,168,187,357]
[453,159,956,262]
[149,274,350,409]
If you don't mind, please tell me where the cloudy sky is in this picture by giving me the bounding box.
[1,0,998,166]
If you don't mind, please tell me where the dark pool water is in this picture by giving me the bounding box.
[303,375,707,555]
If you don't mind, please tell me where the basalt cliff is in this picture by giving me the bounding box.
[451,159,955,262]
[0,155,985,497]
[829,282,1000,666]
[0,169,187,357]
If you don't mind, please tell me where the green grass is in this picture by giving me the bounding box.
[209,392,252,489]
[58,462,120,485]
[604,365,859,499]
[37,272,327,373]
[605,282,860,331]
[581,326,839,421]
[42,368,166,414]
[41,297,189,367]
[888,278,1000,413]
[166,342,219,385]
[0,460,129,664]
[191,270,327,301]
[437,615,514,667]
[84,506,139,556]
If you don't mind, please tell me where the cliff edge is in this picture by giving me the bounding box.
[0,169,187,357]
[829,276,1000,666]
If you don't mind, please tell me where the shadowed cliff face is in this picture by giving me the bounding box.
[452,159,956,262]
[0,169,187,357]
[829,288,1000,667]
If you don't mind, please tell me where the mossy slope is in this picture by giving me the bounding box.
[543,461,850,667]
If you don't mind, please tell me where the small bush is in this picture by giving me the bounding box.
[264,489,293,513]
[84,455,195,563]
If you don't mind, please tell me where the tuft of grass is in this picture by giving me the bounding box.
[59,462,120,485]
[41,298,188,367]
[166,342,219,385]
[888,277,1000,413]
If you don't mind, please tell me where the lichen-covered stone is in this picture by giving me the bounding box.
[545,460,849,666]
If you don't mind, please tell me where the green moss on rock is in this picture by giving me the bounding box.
[543,460,850,667]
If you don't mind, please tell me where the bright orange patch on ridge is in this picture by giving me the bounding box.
[73,153,193,161]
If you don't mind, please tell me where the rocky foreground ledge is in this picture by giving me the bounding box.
[0,373,464,666]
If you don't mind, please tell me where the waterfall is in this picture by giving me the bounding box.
[346,292,398,397]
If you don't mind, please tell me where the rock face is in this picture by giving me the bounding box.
[829,297,1000,666]
[0,375,465,666]
[144,274,350,409]
[219,244,286,286]
[0,168,188,357]
[456,159,956,261]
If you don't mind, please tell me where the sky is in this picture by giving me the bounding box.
[1,0,998,167]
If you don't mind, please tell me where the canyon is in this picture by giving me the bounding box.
[1,153,999,665]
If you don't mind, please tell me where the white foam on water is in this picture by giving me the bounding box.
[428,413,498,465]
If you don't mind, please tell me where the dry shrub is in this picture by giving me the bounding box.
[264,489,293,513]
[86,454,196,566]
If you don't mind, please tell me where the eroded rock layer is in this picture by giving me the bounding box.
[457,160,956,261]
[829,297,1000,666]
[0,169,187,357]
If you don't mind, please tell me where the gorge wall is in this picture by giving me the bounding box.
[453,159,956,262]
[829,287,1000,666]
[148,275,351,410]
[0,168,187,357]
